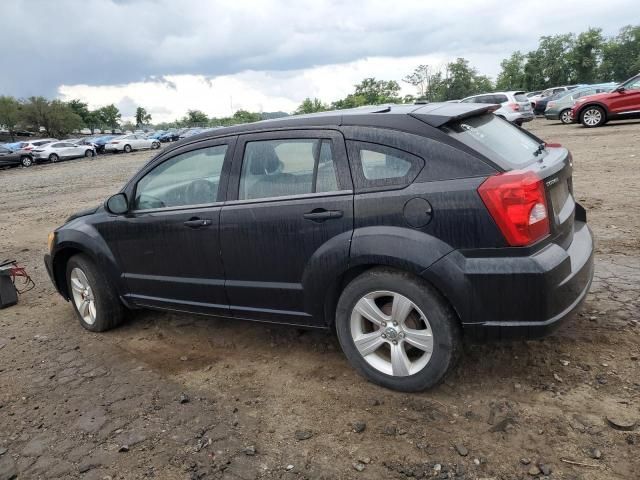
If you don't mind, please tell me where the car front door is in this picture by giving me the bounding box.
[0,147,18,166]
[220,130,354,326]
[105,137,236,315]
[610,76,640,116]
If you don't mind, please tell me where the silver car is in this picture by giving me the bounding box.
[459,91,534,125]
[32,141,96,163]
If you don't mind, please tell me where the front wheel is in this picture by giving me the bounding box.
[559,109,573,124]
[123,144,132,153]
[335,268,461,392]
[151,141,160,149]
[84,149,94,158]
[21,156,33,167]
[580,106,606,128]
[49,153,59,163]
[66,254,124,332]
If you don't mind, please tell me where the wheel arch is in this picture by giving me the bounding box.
[576,102,609,120]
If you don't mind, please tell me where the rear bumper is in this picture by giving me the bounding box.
[422,220,594,340]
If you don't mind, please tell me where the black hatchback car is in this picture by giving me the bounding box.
[45,103,594,391]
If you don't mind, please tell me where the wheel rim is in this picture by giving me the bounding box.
[50,154,58,162]
[22,157,32,167]
[350,290,434,377]
[125,145,131,152]
[583,109,601,126]
[85,150,92,157]
[561,110,572,124]
[70,268,97,325]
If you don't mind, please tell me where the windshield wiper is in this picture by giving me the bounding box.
[533,143,545,157]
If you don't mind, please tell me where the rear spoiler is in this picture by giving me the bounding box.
[409,103,498,128]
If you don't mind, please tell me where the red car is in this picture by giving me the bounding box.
[571,73,640,127]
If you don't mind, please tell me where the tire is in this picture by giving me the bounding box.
[123,144,132,153]
[151,141,160,149]
[559,109,573,125]
[66,254,124,332]
[49,153,59,163]
[580,105,606,128]
[335,268,461,392]
[84,149,93,158]
[21,156,33,167]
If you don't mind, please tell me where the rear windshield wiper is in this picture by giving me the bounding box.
[533,143,545,157]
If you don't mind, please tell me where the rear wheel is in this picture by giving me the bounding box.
[335,268,461,392]
[66,254,124,332]
[21,156,33,167]
[84,149,93,158]
[580,105,606,128]
[123,144,132,153]
[559,109,573,124]
[49,153,59,163]
[151,141,160,149]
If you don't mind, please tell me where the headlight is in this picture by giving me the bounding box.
[48,232,56,253]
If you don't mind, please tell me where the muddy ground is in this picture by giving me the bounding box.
[0,119,638,480]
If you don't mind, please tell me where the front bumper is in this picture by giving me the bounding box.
[43,253,60,295]
[423,220,594,340]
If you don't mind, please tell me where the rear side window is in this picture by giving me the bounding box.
[493,94,508,103]
[442,113,541,169]
[514,93,528,102]
[347,141,424,190]
[239,139,338,200]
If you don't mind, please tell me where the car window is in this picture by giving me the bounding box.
[514,93,528,102]
[553,88,565,94]
[442,113,542,169]
[347,141,424,190]
[134,144,227,210]
[460,97,476,103]
[493,94,508,103]
[239,138,338,200]
[624,77,640,90]
[51,143,65,148]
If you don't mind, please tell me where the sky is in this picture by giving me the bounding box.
[2,0,638,122]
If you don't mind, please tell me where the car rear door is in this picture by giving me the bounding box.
[220,130,354,326]
[0,147,18,166]
[105,137,236,316]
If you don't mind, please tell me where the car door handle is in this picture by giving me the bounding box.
[303,209,343,222]
[183,218,213,228]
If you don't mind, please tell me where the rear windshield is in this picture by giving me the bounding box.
[514,93,528,102]
[442,114,542,169]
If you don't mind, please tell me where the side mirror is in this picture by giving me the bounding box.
[106,193,129,215]
[615,85,625,93]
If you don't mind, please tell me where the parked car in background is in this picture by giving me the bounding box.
[526,90,542,98]
[105,134,161,153]
[571,73,640,128]
[45,103,594,392]
[32,141,96,163]
[529,85,581,109]
[159,130,180,142]
[0,144,34,168]
[80,128,92,135]
[545,83,617,123]
[93,135,116,153]
[459,91,534,125]
[18,138,59,155]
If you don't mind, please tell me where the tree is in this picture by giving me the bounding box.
[45,100,83,137]
[599,25,640,82]
[19,96,50,132]
[135,106,152,127]
[570,28,604,83]
[121,121,136,132]
[442,58,494,100]
[183,109,209,126]
[66,99,91,127]
[0,96,21,140]
[332,77,402,109]
[295,97,328,114]
[97,104,122,130]
[496,51,526,90]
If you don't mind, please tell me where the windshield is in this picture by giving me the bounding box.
[442,114,542,169]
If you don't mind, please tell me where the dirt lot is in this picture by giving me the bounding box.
[0,119,639,480]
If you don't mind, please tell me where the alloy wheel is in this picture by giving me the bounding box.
[560,110,572,124]
[21,157,32,167]
[350,290,433,377]
[583,108,602,126]
[70,268,97,325]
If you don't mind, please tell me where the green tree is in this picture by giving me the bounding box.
[295,97,328,114]
[135,106,152,127]
[183,109,209,126]
[599,25,640,82]
[332,77,402,109]
[19,96,50,132]
[121,121,136,132]
[496,51,526,90]
[66,99,91,126]
[46,100,83,137]
[570,28,604,83]
[442,58,494,100]
[0,96,21,140]
[537,34,576,86]
[523,50,545,91]
[97,104,122,130]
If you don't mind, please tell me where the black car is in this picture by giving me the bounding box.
[0,144,34,168]
[44,104,594,392]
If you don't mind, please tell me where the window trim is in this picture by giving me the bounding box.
[227,129,352,202]
[346,140,425,193]
[125,136,237,214]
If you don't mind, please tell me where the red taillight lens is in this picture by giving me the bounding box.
[508,103,520,111]
[478,171,550,246]
[23,146,33,151]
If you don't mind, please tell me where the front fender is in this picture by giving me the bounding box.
[51,223,124,300]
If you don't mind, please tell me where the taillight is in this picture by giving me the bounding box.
[508,103,520,111]
[23,146,33,151]
[478,171,550,246]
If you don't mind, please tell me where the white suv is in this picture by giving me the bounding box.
[459,91,534,125]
